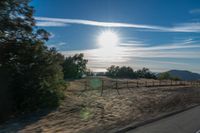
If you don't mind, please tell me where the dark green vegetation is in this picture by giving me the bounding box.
[158,72,180,81]
[0,0,66,115]
[0,0,90,121]
[106,65,157,79]
[63,53,88,79]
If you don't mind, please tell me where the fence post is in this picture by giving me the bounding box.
[116,80,120,95]
[137,81,139,87]
[127,80,133,93]
[85,80,87,90]
[101,80,104,96]
[171,80,172,86]
[145,81,147,87]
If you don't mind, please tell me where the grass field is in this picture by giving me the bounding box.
[0,77,200,133]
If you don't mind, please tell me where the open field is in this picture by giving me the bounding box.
[0,78,200,133]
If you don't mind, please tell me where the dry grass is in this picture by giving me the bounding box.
[0,78,200,133]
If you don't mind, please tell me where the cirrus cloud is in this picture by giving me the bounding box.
[35,16,200,33]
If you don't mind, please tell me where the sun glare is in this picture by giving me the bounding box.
[97,30,119,48]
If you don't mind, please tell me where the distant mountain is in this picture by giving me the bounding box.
[167,70,200,81]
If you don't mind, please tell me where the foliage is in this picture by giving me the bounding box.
[106,65,156,79]
[106,65,120,78]
[158,72,171,80]
[0,0,66,112]
[63,53,88,79]
[106,65,136,78]
[135,67,157,79]
[85,69,94,76]
[158,72,181,81]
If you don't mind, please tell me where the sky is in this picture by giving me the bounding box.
[32,0,200,73]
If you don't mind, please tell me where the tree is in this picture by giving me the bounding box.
[0,0,66,113]
[136,67,156,79]
[158,72,171,80]
[106,65,120,78]
[85,69,94,76]
[106,66,156,79]
[63,53,88,79]
[106,65,136,78]
[117,66,135,78]
[158,72,180,81]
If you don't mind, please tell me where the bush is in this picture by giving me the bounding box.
[135,67,157,79]
[158,72,180,80]
[0,0,66,113]
[0,43,66,112]
[63,53,88,79]
[106,65,156,79]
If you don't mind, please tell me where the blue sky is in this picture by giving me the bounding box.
[32,0,200,73]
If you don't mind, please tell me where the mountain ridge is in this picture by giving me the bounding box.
[166,70,200,81]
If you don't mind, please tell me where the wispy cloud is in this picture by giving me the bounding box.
[133,59,190,66]
[172,22,200,32]
[35,16,164,30]
[190,9,200,14]
[61,38,200,72]
[36,21,68,27]
[35,16,200,33]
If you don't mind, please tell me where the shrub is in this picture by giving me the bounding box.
[63,53,88,79]
[0,0,66,113]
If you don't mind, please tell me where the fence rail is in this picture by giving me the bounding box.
[78,78,200,96]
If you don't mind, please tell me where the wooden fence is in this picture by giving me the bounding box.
[79,79,200,96]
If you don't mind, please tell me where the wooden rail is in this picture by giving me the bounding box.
[78,79,200,96]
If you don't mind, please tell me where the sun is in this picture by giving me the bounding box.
[97,30,120,48]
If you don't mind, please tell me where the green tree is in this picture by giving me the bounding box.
[158,72,171,80]
[136,67,156,79]
[106,65,120,78]
[106,65,136,78]
[106,66,156,79]
[63,53,88,79]
[117,66,135,78]
[0,0,66,113]
[158,72,180,80]
[85,69,94,76]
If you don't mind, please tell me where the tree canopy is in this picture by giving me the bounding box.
[0,0,66,113]
[158,72,180,80]
[135,67,157,79]
[63,53,88,79]
[106,65,156,79]
[106,65,136,78]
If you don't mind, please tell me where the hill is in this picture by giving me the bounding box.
[168,70,200,81]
